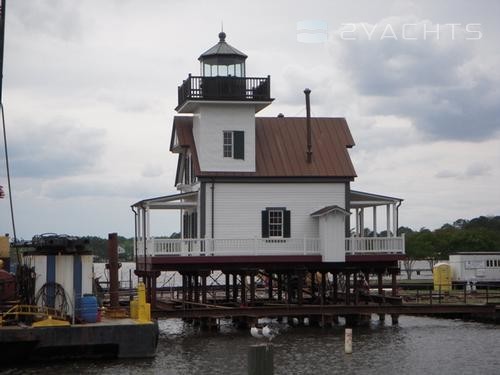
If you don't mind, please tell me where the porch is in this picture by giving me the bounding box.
[131,189,405,261]
[136,235,405,258]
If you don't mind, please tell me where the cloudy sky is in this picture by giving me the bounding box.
[1,0,499,239]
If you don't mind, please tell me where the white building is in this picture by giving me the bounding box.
[132,32,405,265]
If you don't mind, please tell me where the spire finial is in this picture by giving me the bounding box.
[219,21,226,41]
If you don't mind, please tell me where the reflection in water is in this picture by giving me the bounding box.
[4,316,500,375]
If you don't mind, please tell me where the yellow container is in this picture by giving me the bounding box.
[130,299,138,319]
[433,262,452,292]
[0,235,9,258]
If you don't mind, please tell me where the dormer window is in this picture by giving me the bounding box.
[223,131,244,159]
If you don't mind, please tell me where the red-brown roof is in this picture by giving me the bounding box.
[171,116,357,178]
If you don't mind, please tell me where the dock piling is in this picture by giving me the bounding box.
[248,344,274,375]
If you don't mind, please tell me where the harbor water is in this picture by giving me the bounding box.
[3,315,500,374]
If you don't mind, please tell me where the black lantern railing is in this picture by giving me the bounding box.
[177,75,271,110]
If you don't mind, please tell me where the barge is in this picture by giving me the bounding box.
[0,233,158,364]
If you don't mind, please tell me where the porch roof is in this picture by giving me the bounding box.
[350,190,403,208]
[131,191,197,210]
[310,205,350,217]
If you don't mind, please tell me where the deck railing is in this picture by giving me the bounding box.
[139,237,320,257]
[177,75,271,109]
[137,236,405,257]
[345,234,406,254]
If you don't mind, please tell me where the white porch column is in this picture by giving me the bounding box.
[386,204,391,237]
[360,208,365,236]
[355,208,359,236]
[141,208,147,242]
[180,209,184,239]
[146,206,151,240]
[373,206,377,237]
[392,203,398,237]
[137,208,142,241]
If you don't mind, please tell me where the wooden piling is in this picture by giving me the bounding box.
[268,272,273,300]
[277,274,283,301]
[225,273,230,302]
[248,344,273,375]
[232,273,238,302]
[250,272,256,305]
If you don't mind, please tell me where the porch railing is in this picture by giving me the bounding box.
[138,237,320,257]
[345,235,406,255]
[137,235,405,257]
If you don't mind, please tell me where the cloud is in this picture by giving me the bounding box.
[464,163,491,177]
[5,119,106,178]
[40,177,172,200]
[141,163,164,178]
[329,18,500,142]
[435,163,491,179]
[10,0,84,41]
[435,170,460,179]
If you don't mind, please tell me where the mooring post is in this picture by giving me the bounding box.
[248,344,273,375]
[345,328,353,354]
[108,233,119,310]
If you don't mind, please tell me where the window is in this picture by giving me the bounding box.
[223,131,244,159]
[261,208,291,238]
[182,153,196,185]
[223,131,233,157]
[269,210,283,238]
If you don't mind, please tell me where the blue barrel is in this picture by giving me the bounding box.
[78,294,98,323]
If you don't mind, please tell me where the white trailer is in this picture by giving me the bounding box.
[449,252,500,282]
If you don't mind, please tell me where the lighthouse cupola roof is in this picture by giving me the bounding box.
[198,32,247,77]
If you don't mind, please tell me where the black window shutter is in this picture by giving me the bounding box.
[284,210,291,238]
[261,210,269,238]
[233,131,244,159]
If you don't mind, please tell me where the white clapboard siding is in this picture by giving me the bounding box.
[193,103,256,172]
[205,182,346,239]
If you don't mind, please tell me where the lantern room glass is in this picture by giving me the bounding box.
[201,62,245,77]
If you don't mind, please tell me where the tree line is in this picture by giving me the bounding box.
[401,215,500,278]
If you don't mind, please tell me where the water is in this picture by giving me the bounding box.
[3,316,500,375]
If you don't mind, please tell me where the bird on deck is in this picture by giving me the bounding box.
[250,326,264,339]
[262,325,276,342]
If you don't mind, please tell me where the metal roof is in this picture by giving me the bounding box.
[198,32,248,62]
[171,116,357,178]
[131,191,197,209]
[350,190,403,208]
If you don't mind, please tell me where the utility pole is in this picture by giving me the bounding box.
[0,0,5,102]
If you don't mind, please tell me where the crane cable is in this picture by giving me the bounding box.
[2,102,17,243]
[1,1,19,261]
